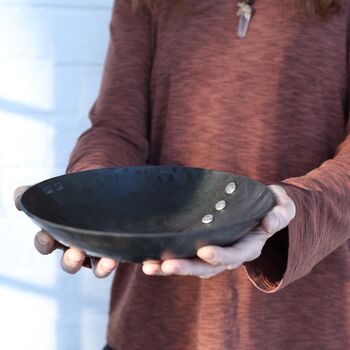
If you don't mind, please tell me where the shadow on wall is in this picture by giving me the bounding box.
[0,2,114,350]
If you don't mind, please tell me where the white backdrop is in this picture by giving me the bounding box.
[0,0,114,349]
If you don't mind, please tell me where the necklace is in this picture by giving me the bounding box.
[236,0,256,39]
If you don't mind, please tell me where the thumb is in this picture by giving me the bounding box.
[14,186,30,211]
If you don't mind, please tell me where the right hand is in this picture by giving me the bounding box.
[14,185,118,278]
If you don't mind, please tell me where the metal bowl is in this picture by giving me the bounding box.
[20,166,275,263]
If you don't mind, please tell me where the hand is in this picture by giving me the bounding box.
[142,185,296,278]
[14,185,118,278]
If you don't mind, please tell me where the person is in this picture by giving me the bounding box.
[14,0,350,349]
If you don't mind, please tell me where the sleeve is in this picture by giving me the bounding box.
[244,119,350,292]
[67,0,154,174]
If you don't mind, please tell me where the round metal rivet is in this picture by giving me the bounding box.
[202,214,214,224]
[225,182,237,195]
[215,200,227,211]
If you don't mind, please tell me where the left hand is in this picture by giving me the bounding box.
[142,185,296,278]
[14,185,118,278]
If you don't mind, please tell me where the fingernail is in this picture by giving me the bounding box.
[198,249,215,261]
[143,265,161,275]
[202,252,214,260]
[101,260,115,272]
[66,255,82,265]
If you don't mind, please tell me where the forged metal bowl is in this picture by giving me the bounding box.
[20,166,276,263]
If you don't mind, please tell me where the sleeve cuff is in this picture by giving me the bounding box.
[244,182,311,293]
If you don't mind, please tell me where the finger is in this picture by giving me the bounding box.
[270,185,296,215]
[160,258,226,278]
[92,258,118,278]
[268,185,292,207]
[61,248,86,274]
[263,186,296,234]
[262,204,294,235]
[34,231,63,255]
[14,186,30,211]
[142,260,162,275]
[197,230,268,267]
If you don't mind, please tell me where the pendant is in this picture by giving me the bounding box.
[237,1,256,39]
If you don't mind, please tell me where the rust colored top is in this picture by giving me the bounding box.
[68,1,350,349]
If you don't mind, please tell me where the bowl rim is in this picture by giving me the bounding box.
[19,166,276,239]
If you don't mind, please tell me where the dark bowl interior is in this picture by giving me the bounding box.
[20,166,276,262]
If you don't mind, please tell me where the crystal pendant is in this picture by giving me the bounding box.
[237,2,255,39]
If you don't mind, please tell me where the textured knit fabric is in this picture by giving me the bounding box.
[67,1,350,349]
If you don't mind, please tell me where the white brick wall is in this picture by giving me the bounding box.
[0,1,114,349]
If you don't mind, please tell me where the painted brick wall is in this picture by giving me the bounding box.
[0,1,114,349]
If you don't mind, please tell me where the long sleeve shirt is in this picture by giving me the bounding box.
[67,1,350,349]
